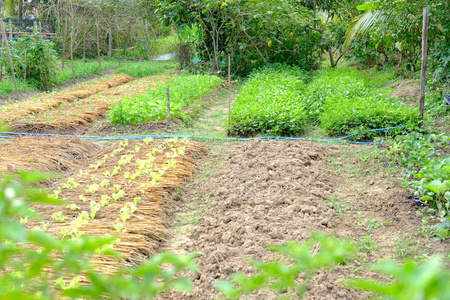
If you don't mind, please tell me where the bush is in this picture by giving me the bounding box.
[108,74,222,125]
[229,65,308,136]
[1,28,58,90]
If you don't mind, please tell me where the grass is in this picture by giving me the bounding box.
[0,78,35,98]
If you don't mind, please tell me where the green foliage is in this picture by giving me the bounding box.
[229,65,308,136]
[1,29,58,90]
[0,171,198,299]
[214,233,355,299]
[108,74,222,125]
[158,0,325,75]
[386,132,450,235]
[348,256,450,299]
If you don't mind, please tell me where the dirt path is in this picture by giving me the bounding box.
[163,137,450,299]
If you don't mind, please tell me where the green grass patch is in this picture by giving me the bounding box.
[0,78,35,98]
[55,59,117,85]
[107,74,223,125]
[228,65,308,136]
[116,60,176,77]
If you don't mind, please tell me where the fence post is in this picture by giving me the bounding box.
[228,54,231,126]
[167,85,170,128]
[0,20,18,99]
[418,7,429,126]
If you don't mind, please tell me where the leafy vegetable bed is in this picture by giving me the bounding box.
[108,75,223,125]
[29,137,207,269]
[230,66,419,139]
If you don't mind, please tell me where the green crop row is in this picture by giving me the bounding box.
[107,74,223,125]
[229,65,419,139]
[229,65,308,136]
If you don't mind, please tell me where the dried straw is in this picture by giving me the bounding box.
[0,136,101,173]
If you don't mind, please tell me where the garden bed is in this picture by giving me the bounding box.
[24,137,208,272]
[5,75,173,134]
[166,138,450,299]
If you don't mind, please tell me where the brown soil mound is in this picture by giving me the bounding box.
[389,79,420,102]
[167,139,450,299]
[0,136,101,173]
[0,74,134,123]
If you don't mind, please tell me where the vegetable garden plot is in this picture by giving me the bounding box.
[28,137,208,271]
[8,76,173,134]
[0,74,134,124]
[0,136,101,173]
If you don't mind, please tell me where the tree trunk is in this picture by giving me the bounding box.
[96,24,101,74]
[70,29,75,81]
[108,28,112,56]
[62,25,67,68]
[83,32,86,63]
[117,31,121,67]
[18,0,23,20]
[328,49,335,68]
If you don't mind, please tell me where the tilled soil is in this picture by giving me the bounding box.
[164,139,450,299]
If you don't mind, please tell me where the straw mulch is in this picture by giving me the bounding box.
[0,136,101,173]
[0,74,134,123]
[29,138,208,271]
[9,76,173,133]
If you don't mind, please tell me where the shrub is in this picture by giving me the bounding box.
[229,65,308,136]
[108,74,222,125]
[1,28,58,90]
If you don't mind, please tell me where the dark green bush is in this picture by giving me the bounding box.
[1,28,58,90]
[228,65,308,136]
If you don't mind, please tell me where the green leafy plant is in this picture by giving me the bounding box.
[348,256,450,299]
[229,65,308,136]
[108,74,222,125]
[1,27,58,90]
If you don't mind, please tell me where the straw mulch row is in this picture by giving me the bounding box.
[0,136,101,173]
[0,74,134,123]
[29,137,208,272]
[9,75,173,134]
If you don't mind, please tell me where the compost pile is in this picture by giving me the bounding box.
[28,137,208,273]
[171,139,366,299]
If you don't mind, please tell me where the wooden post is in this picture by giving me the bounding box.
[418,7,429,126]
[167,86,171,128]
[108,28,112,56]
[228,54,231,126]
[0,38,3,82]
[0,20,18,99]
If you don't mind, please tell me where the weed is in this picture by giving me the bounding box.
[357,233,379,254]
